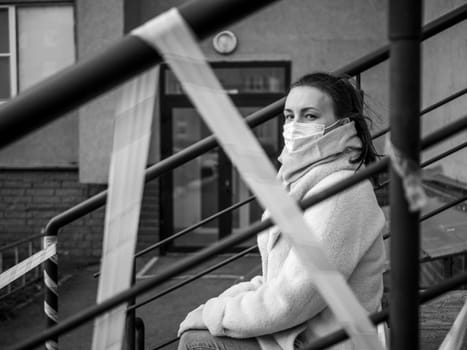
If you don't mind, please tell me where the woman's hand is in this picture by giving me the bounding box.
[177,304,206,337]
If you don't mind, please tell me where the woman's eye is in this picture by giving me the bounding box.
[304,114,318,120]
[284,114,294,121]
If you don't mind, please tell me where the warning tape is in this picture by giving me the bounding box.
[385,135,428,211]
[91,69,158,350]
[0,243,56,290]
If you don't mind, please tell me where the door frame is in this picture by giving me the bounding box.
[159,61,290,253]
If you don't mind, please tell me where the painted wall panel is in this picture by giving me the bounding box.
[77,0,124,183]
[0,5,77,168]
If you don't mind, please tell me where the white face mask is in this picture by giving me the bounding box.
[282,122,325,152]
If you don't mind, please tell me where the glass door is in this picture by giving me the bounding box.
[172,108,219,241]
[159,62,289,252]
[232,107,279,234]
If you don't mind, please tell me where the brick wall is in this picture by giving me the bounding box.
[0,170,160,266]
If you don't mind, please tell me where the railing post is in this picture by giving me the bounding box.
[126,262,137,350]
[388,1,422,350]
[135,317,145,350]
[43,227,58,350]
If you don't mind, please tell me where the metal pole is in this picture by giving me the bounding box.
[126,263,137,350]
[135,318,145,350]
[43,230,58,350]
[388,1,422,350]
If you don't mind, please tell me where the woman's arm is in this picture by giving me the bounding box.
[202,173,385,338]
[218,275,264,298]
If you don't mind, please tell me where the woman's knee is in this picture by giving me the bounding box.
[178,330,216,350]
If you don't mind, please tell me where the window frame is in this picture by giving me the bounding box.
[0,2,74,104]
[0,5,17,103]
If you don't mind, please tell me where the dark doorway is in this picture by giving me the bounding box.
[159,61,290,252]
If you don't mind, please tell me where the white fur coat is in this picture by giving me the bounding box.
[201,170,386,350]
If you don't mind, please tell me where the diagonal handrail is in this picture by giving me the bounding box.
[8,113,467,350]
[128,245,258,312]
[42,3,467,239]
[0,0,281,149]
[372,86,467,139]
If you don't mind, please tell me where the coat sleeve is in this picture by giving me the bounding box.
[217,275,264,298]
[202,173,384,338]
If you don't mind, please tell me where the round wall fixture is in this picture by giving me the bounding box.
[212,30,238,55]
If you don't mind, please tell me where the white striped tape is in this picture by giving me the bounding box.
[133,8,384,350]
[91,68,158,350]
[45,339,58,350]
[0,243,56,290]
[44,301,58,323]
[44,270,58,296]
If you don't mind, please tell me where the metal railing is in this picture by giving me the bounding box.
[142,137,467,350]
[6,112,467,350]
[1,1,467,349]
[49,2,467,342]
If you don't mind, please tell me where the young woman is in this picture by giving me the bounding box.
[177,72,386,350]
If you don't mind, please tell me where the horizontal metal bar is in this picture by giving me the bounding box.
[151,337,179,350]
[421,115,467,149]
[421,194,467,222]
[0,232,45,253]
[94,195,256,278]
[135,196,256,258]
[421,141,467,168]
[335,3,467,76]
[371,86,467,140]
[128,245,257,311]
[383,194,467,240]
[421,87,467,115]
[376,137,467,193]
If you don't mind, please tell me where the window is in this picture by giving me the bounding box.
[0,4,74,103]
[0,6,16,101]
[165,65,288,95]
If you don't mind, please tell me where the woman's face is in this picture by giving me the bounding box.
[283,86,338,127]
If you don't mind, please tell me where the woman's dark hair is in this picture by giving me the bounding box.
[290,72,380,182]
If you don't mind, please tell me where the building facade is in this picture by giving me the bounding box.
[0,0,466,260]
